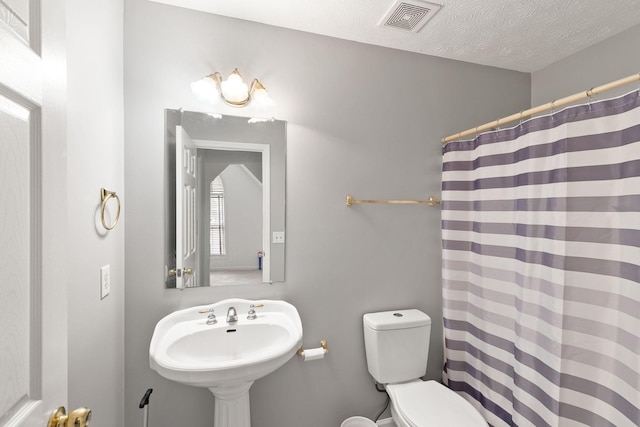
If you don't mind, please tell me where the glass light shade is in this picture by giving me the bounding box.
[190,76,219,103]
[251,87,275,111]
[220,71,250,104]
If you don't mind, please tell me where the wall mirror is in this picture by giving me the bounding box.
[164,110,286,288]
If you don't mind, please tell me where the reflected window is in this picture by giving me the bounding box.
[210,176,225,255]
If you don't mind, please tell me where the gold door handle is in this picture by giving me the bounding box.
[168,268,192,277]
[48,407,92,427]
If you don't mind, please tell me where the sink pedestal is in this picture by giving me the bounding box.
[209,382,254,427]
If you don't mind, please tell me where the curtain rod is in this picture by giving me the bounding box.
[442,72,640,145]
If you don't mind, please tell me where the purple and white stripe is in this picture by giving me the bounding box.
[442,90,640,427]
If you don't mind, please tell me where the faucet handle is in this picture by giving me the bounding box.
[206,308,217,325]
[247,304,258,320]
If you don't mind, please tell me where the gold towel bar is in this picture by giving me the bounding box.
[346,195,441,207]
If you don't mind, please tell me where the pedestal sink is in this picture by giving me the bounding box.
[149,298,303,427]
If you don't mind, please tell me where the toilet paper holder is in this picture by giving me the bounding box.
[297,339,328,357]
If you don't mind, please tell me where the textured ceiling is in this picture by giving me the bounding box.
[149,0,640,72]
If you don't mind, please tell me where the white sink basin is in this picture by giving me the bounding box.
[149,299,303,427]
[150,298,303,388]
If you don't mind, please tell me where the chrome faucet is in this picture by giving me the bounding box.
[226,306,238,323]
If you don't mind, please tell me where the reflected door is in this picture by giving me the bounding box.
[176,126,198,288]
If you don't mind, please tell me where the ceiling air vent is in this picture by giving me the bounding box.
[380,0,442,33]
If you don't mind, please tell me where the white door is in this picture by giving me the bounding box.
[176,126,198,289]
[0,0,68,425]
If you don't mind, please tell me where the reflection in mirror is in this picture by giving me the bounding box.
[197,147,268,287]
[165,110,286,288]
[208,162,262,286]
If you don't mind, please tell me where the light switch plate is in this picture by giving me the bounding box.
[272,231,285,244]
[100,265,110,299]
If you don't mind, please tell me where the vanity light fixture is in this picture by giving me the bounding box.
[191,69,275,109]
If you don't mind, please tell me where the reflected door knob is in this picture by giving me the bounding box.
[48,407,92,427]
[168,268,192,277]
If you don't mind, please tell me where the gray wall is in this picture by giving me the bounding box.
[67,0,125,425]
[123,1,530,426]
[532,24,640,105]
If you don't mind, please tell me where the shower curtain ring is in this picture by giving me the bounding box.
[519,110,524,125]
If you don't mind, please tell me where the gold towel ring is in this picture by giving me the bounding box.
[100,188,121,231]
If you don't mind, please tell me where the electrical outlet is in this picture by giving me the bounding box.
[272,231,285,244]
[100,265,110,299]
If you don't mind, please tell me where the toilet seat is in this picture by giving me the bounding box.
[386,380,487,427]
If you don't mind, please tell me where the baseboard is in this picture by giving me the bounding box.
[376,418,395,427]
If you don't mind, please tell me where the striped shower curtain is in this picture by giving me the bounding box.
[441,90,640,427]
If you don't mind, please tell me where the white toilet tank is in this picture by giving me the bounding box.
[363,309,431,384]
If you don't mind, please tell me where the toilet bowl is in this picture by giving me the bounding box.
[363,309,486,427]
[386,380,486,427]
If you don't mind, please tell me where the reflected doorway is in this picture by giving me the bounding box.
[205,163,263,286]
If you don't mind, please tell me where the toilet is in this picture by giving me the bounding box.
[363,309,487,427]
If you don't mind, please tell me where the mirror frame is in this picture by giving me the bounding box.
[164,110,286,288]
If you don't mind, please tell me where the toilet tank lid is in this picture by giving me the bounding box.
[363,309,431,331]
